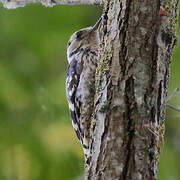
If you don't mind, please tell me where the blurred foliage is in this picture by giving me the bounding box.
[0,3,179,180]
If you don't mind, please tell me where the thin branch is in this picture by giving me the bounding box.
[0,0,102,9]
[166,88,180,112]
[166,104,180,112]
[53,0,101,5]
[166,88,180,102]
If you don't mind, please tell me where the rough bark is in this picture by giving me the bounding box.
[0,0,179,180]
[88,0,179,180]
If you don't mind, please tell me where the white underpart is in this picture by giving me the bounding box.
[83,147,90,155]
[68,101,75,111]
[68,87,75,96]
[72,122,79,131]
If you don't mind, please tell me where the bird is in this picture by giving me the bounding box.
[66,17,101,166]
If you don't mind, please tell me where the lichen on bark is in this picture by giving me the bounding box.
[0,0,178,179]
[87,0,179,179]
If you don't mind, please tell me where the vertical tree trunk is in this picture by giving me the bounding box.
[87,0,179,179]
[0,0,179,179]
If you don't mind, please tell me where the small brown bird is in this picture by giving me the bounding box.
[66,18,101,164]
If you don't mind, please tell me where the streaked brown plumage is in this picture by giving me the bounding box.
[66,18,101,165]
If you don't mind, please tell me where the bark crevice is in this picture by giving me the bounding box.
[121,76,136,179]
[0,0,178,179]
[87,0,179,179]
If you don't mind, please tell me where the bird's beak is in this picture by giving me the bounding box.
[92,17,102,31]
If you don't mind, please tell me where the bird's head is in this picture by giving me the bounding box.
[67,17,102,58]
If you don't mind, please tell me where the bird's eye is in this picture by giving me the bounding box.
[76,31,83,40]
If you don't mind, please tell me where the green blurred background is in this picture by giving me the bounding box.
[0,4,179,180]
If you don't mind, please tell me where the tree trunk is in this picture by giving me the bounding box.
[0,0,179,179]
[87,0,179,179]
